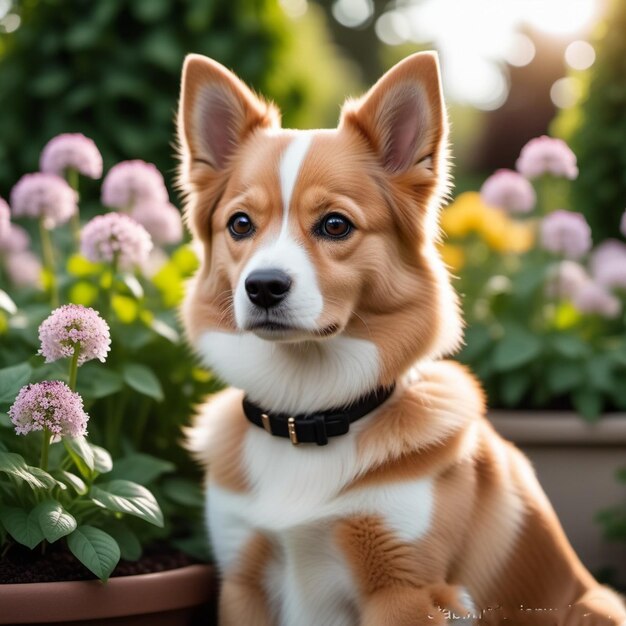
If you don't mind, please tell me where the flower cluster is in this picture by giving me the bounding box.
[9,380,88,438]
[540,210,592,260]
[10,172,78,228]
[131,201,184,246]
[480,169,536,214]
[101,160,168,209]
[40,133,103,179]
[0,197,9,240]
[516,136,579,180]
[80,212,153,270]
[39,304,111,365]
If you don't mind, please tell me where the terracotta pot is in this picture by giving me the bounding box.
[0,564,216,626]
[490,411,626,585]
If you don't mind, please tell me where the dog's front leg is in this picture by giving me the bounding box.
[335,517,472,626]
[218,533,274,626]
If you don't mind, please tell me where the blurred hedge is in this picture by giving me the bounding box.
[0,0,359,195]
[562,0,626,242]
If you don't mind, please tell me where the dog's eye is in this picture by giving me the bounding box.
[228,212,254,239]
[317,213,353,240]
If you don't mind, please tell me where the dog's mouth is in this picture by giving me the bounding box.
[246,320,340,341]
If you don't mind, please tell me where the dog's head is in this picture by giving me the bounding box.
[178,52,463,412]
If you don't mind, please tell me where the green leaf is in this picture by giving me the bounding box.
[550,334,591,359]
[0,289,17,315]
[0,362,32,404]
[104,523,142,561]
[572,388,604,421]
[148,318,180,343]
[492,326,542,372]
[122,363,164,401]
[0,412,12,427]
[76,365,124,400]
[0,451,56,489]
[0,507,45,549]
[67,526,120,581]
[107,453,175,485]
[33,500,77,543]
[91,444,113,474]
[54,470,88,495]
[91,480,164,527]
[499,370,531,406]
[162,477,204,508]
[64,436,95,472]
[586,354,614,393]
[27,466,66,490]
[546,361,584,395]
[459,325,493,363]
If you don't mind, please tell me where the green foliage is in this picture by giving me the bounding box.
[0,139,216,578]
[561,0,626,241]
[448,176,626,421]
[0,0,358,194]
[67,526,120,581]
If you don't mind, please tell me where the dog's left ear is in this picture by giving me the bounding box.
[340,52,447,176]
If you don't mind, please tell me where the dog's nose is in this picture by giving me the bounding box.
[245,269,292,309]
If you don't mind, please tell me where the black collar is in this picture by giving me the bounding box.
[242,384,396,446]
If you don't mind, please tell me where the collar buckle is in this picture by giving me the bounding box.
[287,417,299,445]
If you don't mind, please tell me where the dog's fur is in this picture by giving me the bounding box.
[177,52,626,625]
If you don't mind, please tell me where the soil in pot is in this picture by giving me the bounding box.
[0,543,197,584]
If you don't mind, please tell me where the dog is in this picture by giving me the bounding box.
[177,51,626,625]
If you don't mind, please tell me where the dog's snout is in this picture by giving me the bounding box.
[245,269,292,309]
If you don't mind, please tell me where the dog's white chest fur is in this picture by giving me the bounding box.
[206,417,435,626]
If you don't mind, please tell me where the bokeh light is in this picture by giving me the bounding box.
[565,40,596,70]
[550,76,583,108]
[505,34,536,67]
[350,0,603,110]
[332,0,373,28]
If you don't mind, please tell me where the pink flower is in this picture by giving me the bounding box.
[573,281,622,319]
[39,304,111,365]
[40,133,103,179]
[0,223,31,255]
[545,261,589,299]
[480,169,536,214]
[4,251,42,289]
[131,201,184,246]
[10,173,78,228]
[9,381,89,438]
[80,212,153,270]
[101,160,168,210]
[0,197,9,240]
[540,210,592,259]
[516,136,578,180]
[590,239,626,291]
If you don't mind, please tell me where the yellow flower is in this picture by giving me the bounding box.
[439,243,466,271]
[442,192,535,254]
[441,192,486,237]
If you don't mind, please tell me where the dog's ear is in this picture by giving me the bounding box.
[178,54,279,174]
[340,52,447,177]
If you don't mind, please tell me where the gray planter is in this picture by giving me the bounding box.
[490,411,626,586]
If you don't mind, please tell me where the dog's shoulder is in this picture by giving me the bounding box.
[347,359,489,490]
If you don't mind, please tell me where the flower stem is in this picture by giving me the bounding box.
[69,342,80,391]
[104,253,119,320]
[67,168,81,246]
[38,217,59,307]
[40,427,51,471]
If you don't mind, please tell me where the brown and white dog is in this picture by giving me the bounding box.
[177,52,626,625]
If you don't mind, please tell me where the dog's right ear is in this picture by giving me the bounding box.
[178,54,279,175]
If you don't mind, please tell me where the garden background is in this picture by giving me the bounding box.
[1,0,625,594]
